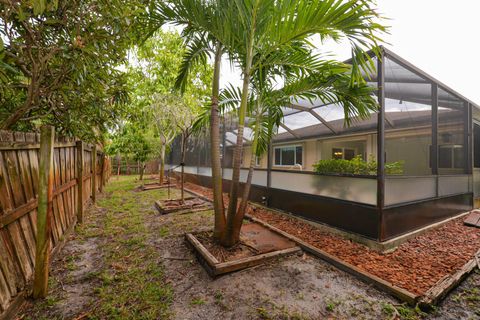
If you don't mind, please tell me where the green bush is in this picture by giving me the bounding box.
[312,155,404,175]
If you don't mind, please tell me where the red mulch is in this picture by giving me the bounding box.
[195,231,257,263]
[184,182,480,296]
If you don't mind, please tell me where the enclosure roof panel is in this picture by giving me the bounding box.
[223,48,478,145]
[273,109,450,143]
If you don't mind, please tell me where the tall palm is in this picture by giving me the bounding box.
[149,0,386,247]
[220,0,385,246]
[148,0,238,240]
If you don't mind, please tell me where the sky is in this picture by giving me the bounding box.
[219,0,480,105]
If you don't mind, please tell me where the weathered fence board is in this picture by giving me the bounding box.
[0,130,110,316]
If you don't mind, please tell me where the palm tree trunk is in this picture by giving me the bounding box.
[211,44,226,241]
[222,49,253,247]
[231,132,259,242]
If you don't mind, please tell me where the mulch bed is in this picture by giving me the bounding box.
[183,182,480,296]
[196,231,258,263]
[195,223,298,263]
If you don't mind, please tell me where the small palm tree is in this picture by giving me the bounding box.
[218,45,379,243]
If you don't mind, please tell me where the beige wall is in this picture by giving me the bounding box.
[241,145,268,169]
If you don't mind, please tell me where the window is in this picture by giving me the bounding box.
[438,145,464,169]
[332,147,355,160]
[274,145,302,166]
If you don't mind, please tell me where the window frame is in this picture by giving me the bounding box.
[331,147,356,160]
[438,144,464,169]
[273,144,303,167]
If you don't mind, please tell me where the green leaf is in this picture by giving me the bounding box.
[32,0,46,15]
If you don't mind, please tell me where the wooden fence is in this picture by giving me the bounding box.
[0,129,110,319]
[111,158,159,176]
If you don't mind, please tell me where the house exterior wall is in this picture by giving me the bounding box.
[238,123,464,177]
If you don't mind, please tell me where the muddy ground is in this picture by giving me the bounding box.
[16,176,480,320]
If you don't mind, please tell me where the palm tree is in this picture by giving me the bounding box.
[149,0,239,240]
[148,0,386,247]
[219,0,385,246]
[219,46,379,244]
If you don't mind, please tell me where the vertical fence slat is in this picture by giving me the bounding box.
[12,133,36,269]
[91,145,96,203]
[33,126,54,298]
[99,153,105,193]
[0,234,16,306]
[76,141,84,224]
[0,132,29,289]
[52,149,64,244]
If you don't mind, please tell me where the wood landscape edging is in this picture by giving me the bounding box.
[246,213,480,307]
[185,233,301,277]
[419,250,480,307]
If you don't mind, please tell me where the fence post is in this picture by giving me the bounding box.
[76,140,84,224]
[33,125,54,298]
[91,145,97,202]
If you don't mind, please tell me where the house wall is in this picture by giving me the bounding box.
[237,124,467,176]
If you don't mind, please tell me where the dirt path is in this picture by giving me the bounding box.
[16,176,480,320]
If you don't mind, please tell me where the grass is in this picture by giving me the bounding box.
[86,176,176,319]
[22,176,185,320]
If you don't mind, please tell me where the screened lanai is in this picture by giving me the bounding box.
[167,47,479,242]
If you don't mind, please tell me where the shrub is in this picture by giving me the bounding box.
[312,155,404,175]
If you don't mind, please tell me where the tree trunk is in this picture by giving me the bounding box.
[231,116,260,241]
[0,71,37,129]
[211,44,226,241]
[222,51,253,247]
[126,158,129,175]
[231,150,256,241]
[116,155,121,178]
[139,162,145,181]
[159,142,165,185]
[180,132,186,204]
[1,105,32,129]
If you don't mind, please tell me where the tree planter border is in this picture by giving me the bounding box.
[141,183,175,191]
[419,251,480,308]
[185,233,301,277]
[154,196,213,215]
